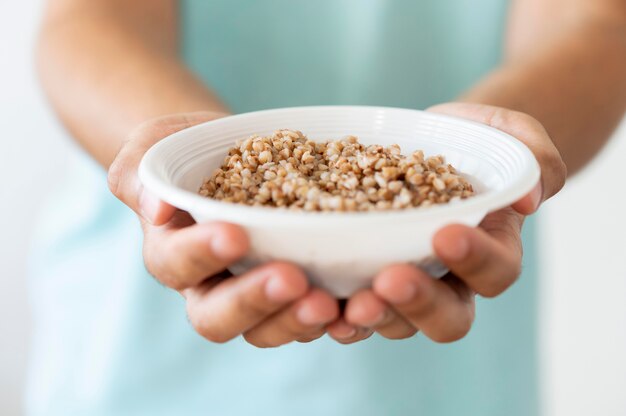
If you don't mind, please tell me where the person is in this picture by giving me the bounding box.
[32,0,625,414]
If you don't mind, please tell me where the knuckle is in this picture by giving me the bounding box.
[141,244,162,281]
[497,108,519,126]
[142,243,187,291]
[480,207,523,237]
[142,257,160,283]
[108,118,183,200]
[482,107,504,129]
[487,107,531,130]
[166,276,188,292]
[107,158,125,198]
[537,147,567,197]
[504,109,544,134]
[171,247,215,286]
[552,157,568,192]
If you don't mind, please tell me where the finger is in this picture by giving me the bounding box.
[242,289,339,348]
[143,217,249,290]
[433,209,523,297]
[296,329,327,344]
[326,318,374,345]
[326,318,357,341]
[344,290,417,340]
[428,103,566,213]
[374,265,475,343]
[185,262,309,344]
[108,111,227,225]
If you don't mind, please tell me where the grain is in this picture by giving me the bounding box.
[199,129,474,212]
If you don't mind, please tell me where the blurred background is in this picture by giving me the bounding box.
[2,2,625,415]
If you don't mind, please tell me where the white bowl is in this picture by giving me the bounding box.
[139,106,540,297]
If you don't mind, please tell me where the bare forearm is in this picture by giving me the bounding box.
[37,3,226,168]
[463,16,626,174]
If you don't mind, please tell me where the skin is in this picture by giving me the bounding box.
[37,0,626,347]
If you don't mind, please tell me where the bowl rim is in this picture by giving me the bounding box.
[138,105,540,228]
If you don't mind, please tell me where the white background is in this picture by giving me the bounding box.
[1,2,625,415]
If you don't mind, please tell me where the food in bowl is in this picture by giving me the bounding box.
[139,106,540,296]
[199,129,474,211]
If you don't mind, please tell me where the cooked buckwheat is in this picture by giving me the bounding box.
[199,130,474,211]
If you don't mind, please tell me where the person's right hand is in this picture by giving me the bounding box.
[107,112,340,347]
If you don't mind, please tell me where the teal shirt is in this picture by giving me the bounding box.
[27,1,539,415]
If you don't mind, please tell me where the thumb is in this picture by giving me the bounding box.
[427,102,566,215]
[108,111,227,225]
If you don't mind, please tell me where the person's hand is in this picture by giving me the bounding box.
[108,112,339,347]
[326,103,567,344]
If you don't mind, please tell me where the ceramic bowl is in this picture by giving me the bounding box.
[139,106,540,297]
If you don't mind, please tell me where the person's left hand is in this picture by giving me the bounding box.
[326,103,567,344]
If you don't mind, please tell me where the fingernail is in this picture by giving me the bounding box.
[265,276,297,303]
[442,236,469,262]
[139,189,159,224]
[389,282,417,304]
[297,304,330,326]
[529,182,543,212]
[336,326,357,340]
